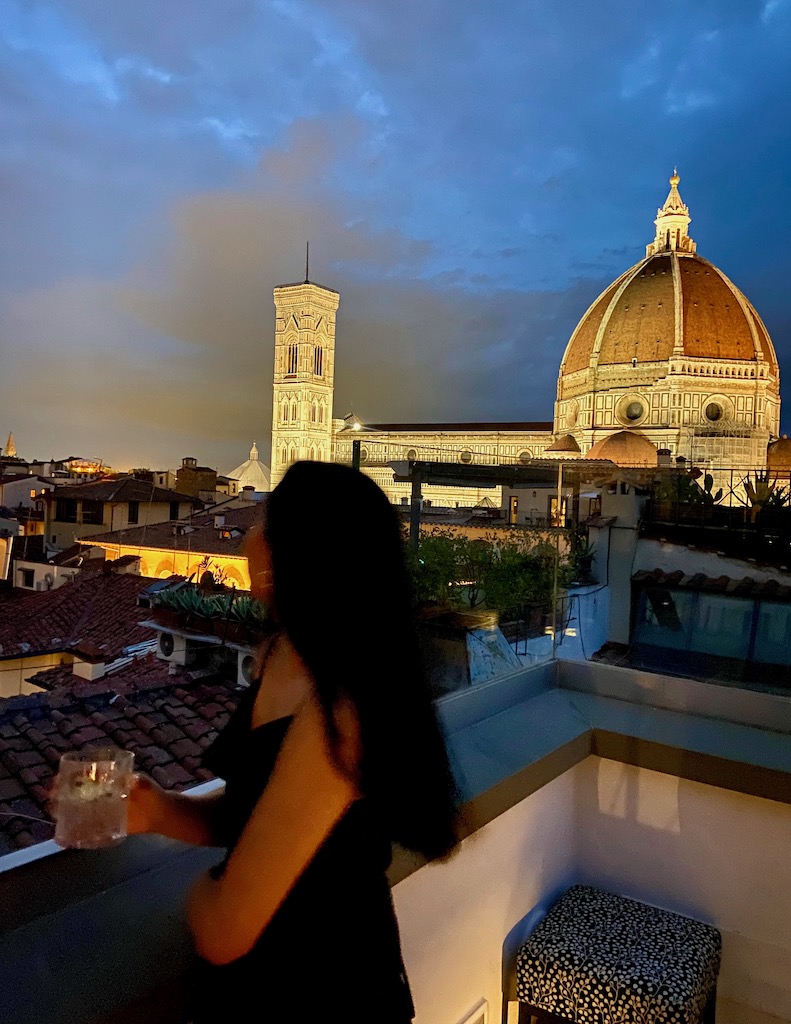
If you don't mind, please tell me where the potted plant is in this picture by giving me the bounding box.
[230,595,271,643]
[201,593,234,638]
[150,597,181,629]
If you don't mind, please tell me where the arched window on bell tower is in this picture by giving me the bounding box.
[287,343,298,375]
[314,345,323,377]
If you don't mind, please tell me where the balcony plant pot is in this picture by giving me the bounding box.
[220,620,249,644]
[203,617,225,640]
[151,607,181,630]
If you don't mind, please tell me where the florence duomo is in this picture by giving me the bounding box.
[270,172,781,502]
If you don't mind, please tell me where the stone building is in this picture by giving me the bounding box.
[267,173,781,504]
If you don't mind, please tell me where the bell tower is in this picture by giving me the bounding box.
[270,261,339,489]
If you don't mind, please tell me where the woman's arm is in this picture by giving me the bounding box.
[127,773,228,847]
[186,689,360,965]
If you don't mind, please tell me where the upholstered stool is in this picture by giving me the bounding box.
[506,885,721,1024]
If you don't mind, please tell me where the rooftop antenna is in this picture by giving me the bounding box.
[305,241,310,284]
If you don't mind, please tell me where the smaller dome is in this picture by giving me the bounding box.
[227,441,271,493]
[585,430,658,468]
[545,433,581,454]
[767,435,791,473]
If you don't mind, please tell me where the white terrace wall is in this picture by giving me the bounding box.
[394,757,791,1024]
[394,767,578,1024]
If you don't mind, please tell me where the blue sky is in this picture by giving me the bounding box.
[1,0,789,471]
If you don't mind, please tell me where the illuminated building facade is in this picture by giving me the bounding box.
[268,174,780,501]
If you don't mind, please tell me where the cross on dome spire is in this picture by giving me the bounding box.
[646,170,696,257]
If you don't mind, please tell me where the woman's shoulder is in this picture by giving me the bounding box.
[251,632,313,729]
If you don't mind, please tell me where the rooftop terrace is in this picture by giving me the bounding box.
[1,655,789,1024]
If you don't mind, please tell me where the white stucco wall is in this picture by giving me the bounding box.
[394,757,791,1024]
[394,766,578,1024]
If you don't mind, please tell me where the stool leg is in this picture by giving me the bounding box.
[702,986,717,1024]
[504,1001,540,1024]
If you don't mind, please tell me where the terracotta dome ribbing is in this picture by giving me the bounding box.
[560,251,777,376]
[584,430,658,467]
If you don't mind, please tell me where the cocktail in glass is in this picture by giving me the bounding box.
[54,747,135,849]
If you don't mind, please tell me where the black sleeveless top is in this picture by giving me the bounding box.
[190,641,415,1023]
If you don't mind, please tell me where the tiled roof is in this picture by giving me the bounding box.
[768,436,791,472]
[10,535,47,564]
[585,431,658,467]
[0,474,35,485]
[0,658,244,853]
[0,571,157,660]
[363,421,553,433]
[632,567,791,601]
[545,433,581,454]
[84,500,264,558]
[43,477,198,504]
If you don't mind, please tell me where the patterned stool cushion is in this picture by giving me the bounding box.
[515,885,721,1023]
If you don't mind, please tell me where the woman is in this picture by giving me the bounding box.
[128,460,460,1022]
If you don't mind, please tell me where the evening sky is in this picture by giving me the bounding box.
[1,0,789,471]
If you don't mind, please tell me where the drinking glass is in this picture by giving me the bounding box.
[53,747,135,849]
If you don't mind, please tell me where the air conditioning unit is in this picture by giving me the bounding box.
[237,650,257,687]
[157,631,197,666]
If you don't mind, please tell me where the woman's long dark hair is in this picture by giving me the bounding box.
[264,460,460,861]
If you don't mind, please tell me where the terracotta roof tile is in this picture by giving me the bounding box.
[365,421,553,432]
[0,654,245,852]
[632,568,791,601]
[84,500,263,559]
[0,571,157,661]
[44,478,197,505]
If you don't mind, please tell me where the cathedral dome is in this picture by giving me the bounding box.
[554,173,780,465]
[560,252,777,377]
[558,173,778,380]
[584,430,657,467]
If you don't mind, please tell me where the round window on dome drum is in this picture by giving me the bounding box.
[625,401,644,421]
[705,403,723,422]
[460,450,473,464]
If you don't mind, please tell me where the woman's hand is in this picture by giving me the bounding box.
[126,772,168,835]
